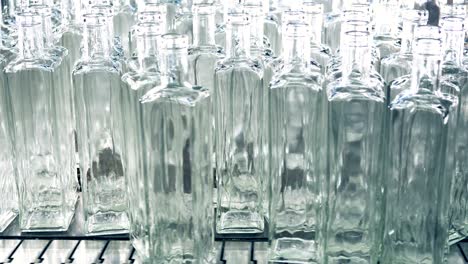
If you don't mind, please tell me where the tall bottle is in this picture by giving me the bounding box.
[138,33,216,263]
[322,29,386,263]
[58,0,83,66]
[214,10,265,234]
[5,12,78,232]
[440,15,468,244]
[73,13,129,235]
[121,11,163,259]
[382,26,453,264]
[268,16,324,263]
[380,9,427,84]
[0,53,17,232]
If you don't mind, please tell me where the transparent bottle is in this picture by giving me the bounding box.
[440,16,468,244]
[380,9,427,84]
[323,0,344,53]
[303,1,332,73]
[0,53,17,232]
[268,17,323,263]
[58,0,83,69]
[264,0,281,57]
[382,26,453,264]
[322,29,386,264]
[175,0,194,43]
[73,13,129,235]
[372,0,400,62]
[121,16,163,259]
[5,12,78,232]
[138,33,216,263]
[214,10,265,234]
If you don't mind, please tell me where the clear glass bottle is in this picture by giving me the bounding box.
[73,13,129,235]
[303,1,332,73]
[214,10,265,234]
[121,15,163,259]
[0,53,17,232]
[440,15,468,244]
[382,26,453,264]
[268,17,323,263]
[322,29,386,264]
[264,0,281,57]
[5,12,78,232]
[323,0,344,53]
[138,33,216,263]
[380,9,427,84]
[174,0,194,43]
[58,0,83,69]
[372,0,400,61]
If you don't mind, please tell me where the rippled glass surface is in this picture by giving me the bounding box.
[73,59,129,235]
[214,57,265,234]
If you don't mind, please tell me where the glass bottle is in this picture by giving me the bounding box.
[322,29,386,264]
[0,0,16,33]
[5,12,78,232]
[323,0,344,53]
[214,10,265,234]
[382,26,453,264]
[303,1,332,73]
[440,15,468,244]
[268,17,323,263]
[0,53,17,232]
[58,0,83,69]
[113,0,136,56]
[174,0,194,44]
[138,33,216,263]
[372,0,400,61]
[264,0,281,57]
[380,9,427,84]
[121,16,163,260]
[73,13,129,235]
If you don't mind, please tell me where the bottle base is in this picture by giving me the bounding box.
[216,211,264,234]
[20,209,75,233]
[0,211,17,232]
[86,211,129,236]
[269,238,318,263]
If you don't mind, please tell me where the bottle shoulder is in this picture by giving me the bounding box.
[5,56,56,73]
[188,46,224,59]
[73,58,121,75]
[271,66,323,91]
[122,70,161,91]
[216,57,264,77]
[390,89,452,119]
[141,85,210,107]
[327,78,386,103]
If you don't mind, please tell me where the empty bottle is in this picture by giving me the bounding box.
[73,13,129,235]
[5,12,78,232]
[372,0,400,62]
[322,28,386,264]
[214,10,265,234]
[382,26,453,264]
[113,0,136,57]
[138,33,216,263]
[268,15,323,263]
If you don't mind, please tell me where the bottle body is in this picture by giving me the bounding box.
[0,56,18,232]
[323,83,386,264]
[6,57,78,231]
[139,86,216,263]
[382,90,452,264]
[268,72,324,263]
[214,59,265,234]
[73,60,129,235]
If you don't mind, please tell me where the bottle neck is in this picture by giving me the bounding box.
[31,5,54,48]
[161,47,189,86]
[400,10,426,55]
[373,1,399,37]
[341,31,372,81]
[283,24,310,67]
[442,17,464,67]
[18,13,45,59]
[192,5,216,48]
[82,15,111,59]
[303,2,323,45]
[61,0,81,26]
[331,0,345,13]
[135,23,163,71]
[1,0,16,25]
[225,14,251,59]
[244,5,264,57]
[411,38,443,92]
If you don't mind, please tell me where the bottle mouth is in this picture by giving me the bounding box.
[342,30,371,48]
[17,11,42,28]
[402,9,428,24]
[160,33,188,50]
[282,10,307,26]
[303,2,323,15]
[82,12,109,27]
[192,3,216,15]
[441,16,465,32]
[225,11,249,26]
